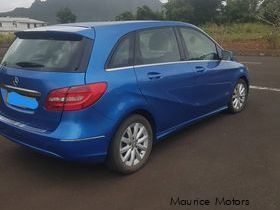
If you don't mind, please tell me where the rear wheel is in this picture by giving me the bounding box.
[228,79,248,113]
[107,114,153,174]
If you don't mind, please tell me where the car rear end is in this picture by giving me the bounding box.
[0,26,113,162]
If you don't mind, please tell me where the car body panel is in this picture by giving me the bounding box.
[134,63,197,132]
[0,68,86,131]
[186,60,245,116]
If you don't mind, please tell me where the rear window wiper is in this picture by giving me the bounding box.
[16,62,45,68]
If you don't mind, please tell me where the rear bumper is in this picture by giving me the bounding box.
[0,111,115,163]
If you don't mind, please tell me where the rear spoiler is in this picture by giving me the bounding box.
[15,31,84,41]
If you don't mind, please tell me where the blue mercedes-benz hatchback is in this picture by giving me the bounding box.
[0,21,249,173]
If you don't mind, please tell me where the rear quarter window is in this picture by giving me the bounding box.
[106,34,134,69]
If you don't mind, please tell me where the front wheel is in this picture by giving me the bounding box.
[228,79,248,113]
[107,114,153,174]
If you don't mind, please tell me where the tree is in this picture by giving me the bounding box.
[188,0,223,24]
[222,0,259,23]
[115,0,272,25]
[164,0,222,24]
[56,8,76,24]
[115,5,163,21]
[136,5,164,20]
[258,0,280,26]
[164,0,194,22]
[115,11,135,21]
[258,0,280,49]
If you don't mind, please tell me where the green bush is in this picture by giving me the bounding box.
[203,23,273,41]
[0,33,15,45]
[202,23,280,49]
[265,30,280,49]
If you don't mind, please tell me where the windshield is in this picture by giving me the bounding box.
[1,33,93,72]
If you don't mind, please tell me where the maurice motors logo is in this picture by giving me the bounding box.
[170,196,250,207]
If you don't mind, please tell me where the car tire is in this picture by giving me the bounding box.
[228,79,248,113]
[107,114,153,174]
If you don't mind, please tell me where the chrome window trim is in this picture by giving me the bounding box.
[105,66,134,71]
[105,59,224,71]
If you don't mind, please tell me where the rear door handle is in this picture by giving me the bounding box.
[147,72,162,80]
[195,66,206,73]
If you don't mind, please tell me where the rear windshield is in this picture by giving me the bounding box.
[1,32,93,72]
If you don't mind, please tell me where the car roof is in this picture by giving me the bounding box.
[22,21,196,39]
[62,20,193,29]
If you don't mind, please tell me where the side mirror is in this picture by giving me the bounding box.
[221,50,234,61]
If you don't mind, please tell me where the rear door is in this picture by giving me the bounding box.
[178,27,233,116]
[0,31,93,131]
[134,27,197,132]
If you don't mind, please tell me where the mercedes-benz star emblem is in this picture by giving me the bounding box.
[12,77,20,87]
[0,65,6,72]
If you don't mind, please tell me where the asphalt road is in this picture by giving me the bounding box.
[0,56,279,210]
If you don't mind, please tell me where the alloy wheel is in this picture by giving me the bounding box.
[232,82,247,111]
[119,123,149,167]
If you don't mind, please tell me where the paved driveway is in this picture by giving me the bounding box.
[0,56,279,210]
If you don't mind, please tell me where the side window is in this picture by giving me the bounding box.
[180,28,218,61]
[136,28,181,65]
[107,35,132,69]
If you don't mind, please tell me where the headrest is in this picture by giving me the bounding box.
[149,31,171,51]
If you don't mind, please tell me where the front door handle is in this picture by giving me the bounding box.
[147,72,162,80]
[195,66,206,73]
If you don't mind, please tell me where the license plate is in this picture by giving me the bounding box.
[7,92,38,110]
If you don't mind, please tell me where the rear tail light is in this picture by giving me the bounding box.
[46,83,107,111]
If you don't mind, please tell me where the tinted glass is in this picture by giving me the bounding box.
[136,28,181,65]
[108,36,132,69]
[180,28,218,61]
[1,35,92,72]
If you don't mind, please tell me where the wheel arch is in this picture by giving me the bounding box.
[112,108,157,144]
[132,109,157,139]
[106,108,157,159]
[240,75,249,89]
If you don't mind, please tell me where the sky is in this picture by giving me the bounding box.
[0,0,35,12]
[0,0,168,13]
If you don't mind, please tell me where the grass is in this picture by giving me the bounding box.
[0,33,15,45]
[203,23,280,49]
